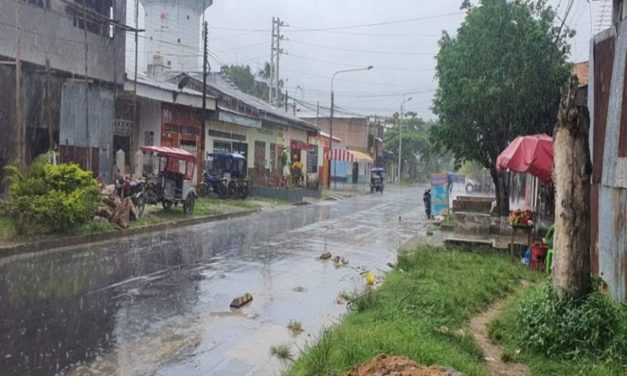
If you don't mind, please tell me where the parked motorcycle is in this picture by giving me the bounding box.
[203,152,249,199]
[114,175,146,218]
[199,170,229,199]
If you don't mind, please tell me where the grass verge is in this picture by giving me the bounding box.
[0,216,15,241]
[488,285,627,376]
[286,246,541,376]
[1,197,264,243]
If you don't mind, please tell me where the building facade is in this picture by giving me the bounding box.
[115,77,217,183]
[168,73,319,188]
[0,0,127,185]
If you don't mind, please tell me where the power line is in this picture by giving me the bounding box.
[281,67,429,88]
[291,30,442,38]
[284,53,437,72]
[287,11,464,32]
[286,39,434,56]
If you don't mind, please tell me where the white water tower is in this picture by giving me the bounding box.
[141,0,213,73]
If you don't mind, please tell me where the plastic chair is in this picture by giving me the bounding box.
[545,248,553,274]
[543,224,555,274]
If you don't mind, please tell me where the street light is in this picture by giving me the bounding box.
[397,95,412,183]
[328,65,374,189]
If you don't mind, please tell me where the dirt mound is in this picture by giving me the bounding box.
[346,354,463,376]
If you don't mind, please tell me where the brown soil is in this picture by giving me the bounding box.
[345,355,462,376]
[469,299,528,376]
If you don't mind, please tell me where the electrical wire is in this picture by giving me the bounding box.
[287,11,464,32]
[286,39,434,56]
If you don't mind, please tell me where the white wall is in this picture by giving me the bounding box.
[139,100,161,147]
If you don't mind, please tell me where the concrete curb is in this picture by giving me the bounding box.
[0,210,258,258]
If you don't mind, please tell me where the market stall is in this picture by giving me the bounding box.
[497,134,554,269]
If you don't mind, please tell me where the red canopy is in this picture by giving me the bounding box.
[496,134,553,182]
[140,146,196,163]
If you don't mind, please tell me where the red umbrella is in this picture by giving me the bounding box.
[497,134,553,182]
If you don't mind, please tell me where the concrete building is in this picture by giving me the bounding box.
[115,76,217,183]
[588,0,627,301]
[299,112,383,185]
[167,72,319,188]
[141,0,213,74]
[0,0,127,185]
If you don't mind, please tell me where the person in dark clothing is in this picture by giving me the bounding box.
[423,189,432,219]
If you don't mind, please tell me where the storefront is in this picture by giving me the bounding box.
[159,104,204,183]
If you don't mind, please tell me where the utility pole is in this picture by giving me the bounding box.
[269,17,287,106]
[133,0,139,153]
[275,18,284,104]
[285,90,288,112]
[45,59,52,151]
[269,17,275,105]
[83,4,91,171]
[329,90,334,189]
[316,101,319,126]
[398,95,413,183]
[202,21,208,120]
[15,4,23,168]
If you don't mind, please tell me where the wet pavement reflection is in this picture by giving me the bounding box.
[0,186,426,376]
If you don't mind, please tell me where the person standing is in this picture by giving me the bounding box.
[423,189,432,219]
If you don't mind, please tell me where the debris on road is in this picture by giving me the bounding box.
[336,292,351,305]
[346,354,464,376]
[319,251,332,260]
[387,262,396,268]
[292,286,306,293]
[230,293,253,309]
[287,320,304,336]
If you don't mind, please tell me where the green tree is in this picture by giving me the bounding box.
[385,114,449,181]
[221,64,271,101]
[221,63,287,105]
[432,0,571,214]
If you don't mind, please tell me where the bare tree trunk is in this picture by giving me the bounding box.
[552,76,592,299]
[490,167,509,216]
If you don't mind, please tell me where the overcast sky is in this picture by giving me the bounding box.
[128,0,611,119]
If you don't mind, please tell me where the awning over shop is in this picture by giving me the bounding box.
[331,149,374,163]
[218,106,262,129]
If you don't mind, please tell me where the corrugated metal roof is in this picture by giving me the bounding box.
[186,72,319,132]
[123,76,217,110]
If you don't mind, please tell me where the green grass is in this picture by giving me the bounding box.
[146,197,223,221]
[488,286,627,376]
[0,217,15,241]
[70,220,116,237]
[271,344,295,362]
[286,246,541,376]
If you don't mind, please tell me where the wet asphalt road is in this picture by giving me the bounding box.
[0,186,427,376]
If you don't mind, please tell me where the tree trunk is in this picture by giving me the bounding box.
[490,167,510,216]
[552,76,592,299]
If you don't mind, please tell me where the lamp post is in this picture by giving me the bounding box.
[328,65,374,189]
[397,95,412,183]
